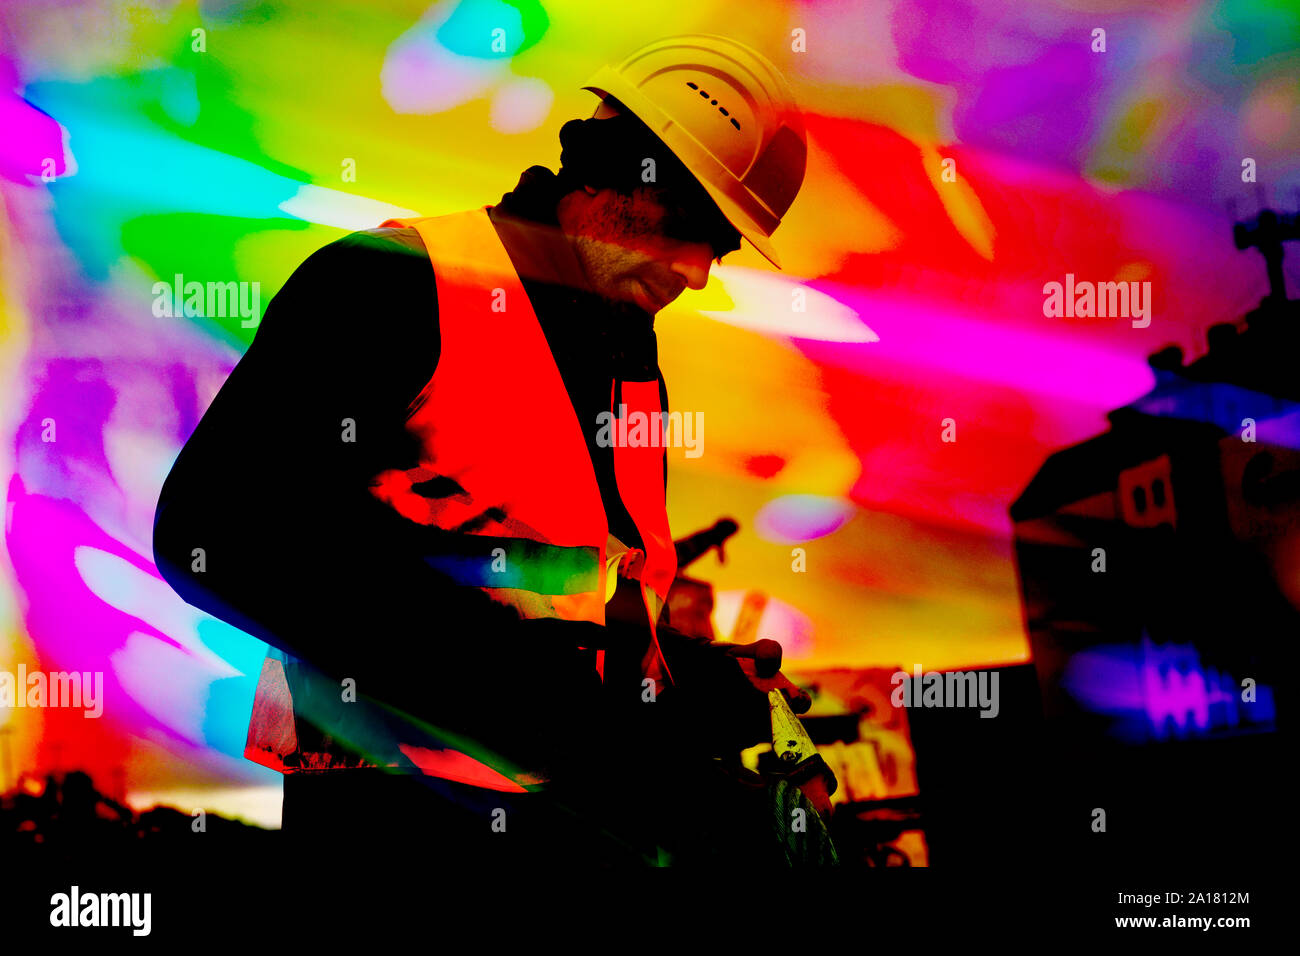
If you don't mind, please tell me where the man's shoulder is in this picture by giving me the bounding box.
[283,226,434,294]
[320,225,430,260]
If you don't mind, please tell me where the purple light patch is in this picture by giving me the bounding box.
[1060,638,1277,743]
[381,18,503,114]
[755,495,856,544]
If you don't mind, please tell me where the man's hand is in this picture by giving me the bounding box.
[717,639,812,714]
[655,630,812,753]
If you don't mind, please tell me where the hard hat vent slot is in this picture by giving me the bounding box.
[685,81,741,131]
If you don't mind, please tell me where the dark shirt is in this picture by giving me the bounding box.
[152,171,669,731]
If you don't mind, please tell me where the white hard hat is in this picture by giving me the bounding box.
[582,34,807,268]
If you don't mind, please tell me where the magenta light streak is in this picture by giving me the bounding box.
[800,286,1155,408]
[0,88,70,183]
[5,475,183,739]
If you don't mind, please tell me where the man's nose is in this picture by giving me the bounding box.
[669,240,715,292]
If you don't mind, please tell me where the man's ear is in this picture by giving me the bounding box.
[583,185,599,196]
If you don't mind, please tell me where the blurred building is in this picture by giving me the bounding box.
[1007,210,1296,866]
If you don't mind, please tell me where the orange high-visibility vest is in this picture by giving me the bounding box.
[243,207,678,779]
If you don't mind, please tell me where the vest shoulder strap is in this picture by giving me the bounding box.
[381,208,515,286]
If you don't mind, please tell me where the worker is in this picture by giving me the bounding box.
[153,34,824,868]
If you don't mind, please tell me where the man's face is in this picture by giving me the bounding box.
[558,184,742,315]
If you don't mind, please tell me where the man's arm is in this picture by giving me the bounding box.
[152,229,526,713]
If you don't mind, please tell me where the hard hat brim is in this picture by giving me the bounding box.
[691,171,783,269]
[581,82,784,270]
